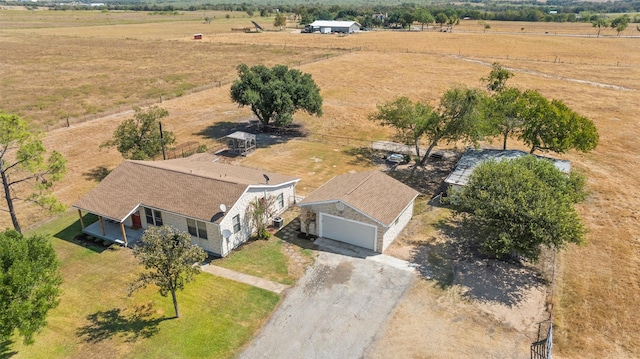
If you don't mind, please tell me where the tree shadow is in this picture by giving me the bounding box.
[76,303,168,344]
[410,218,546,307]
[83,166,111,182]
[385,155,459,196]
[195,120,308,152]
[0,339,17,359]
[342,147,387,167]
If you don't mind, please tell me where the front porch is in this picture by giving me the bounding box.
[82,218,144,247]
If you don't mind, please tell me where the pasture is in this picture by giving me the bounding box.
[1,9,639,358]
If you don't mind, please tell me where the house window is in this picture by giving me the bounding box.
[145,207,163,226]
[232,214,241,233]
[197,221,208,239]
[186,218,208,240]
[277,193,284,209]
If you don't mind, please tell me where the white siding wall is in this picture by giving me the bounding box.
[139,207,222,255]
[218,183,297,257]
[382,201,415,251]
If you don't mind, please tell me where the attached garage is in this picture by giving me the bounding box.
[298,171,419,253]
[320,213,377,251]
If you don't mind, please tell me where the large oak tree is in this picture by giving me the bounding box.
[230,64,323,127]
[447,155,587,262]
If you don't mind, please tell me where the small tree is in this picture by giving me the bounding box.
[368,97,435,158]
[101,106,175,160]
[129,226,206,318]
[486,87,527,150]
[482,62,513,94]
[230,64,323,127]
[246,196,277,240]
[414,9,434,31]
[274,11,287,29]
[447,156,587,262]
[0,113,66,234]
[435,13,448,28]
[610,15,629,36]
[591,16,609,37]
[418,87,489,165]
[0,229,62,344]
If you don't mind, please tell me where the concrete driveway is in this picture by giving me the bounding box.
[239,244,415,359]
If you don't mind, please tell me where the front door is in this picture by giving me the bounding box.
[131,211,142,229]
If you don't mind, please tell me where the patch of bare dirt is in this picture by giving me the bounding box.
[373,211,550,358]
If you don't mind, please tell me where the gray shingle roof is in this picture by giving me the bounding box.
[73,154,298,223]
[298,170,419,226]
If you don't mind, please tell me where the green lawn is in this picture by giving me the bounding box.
[214,236,297,285]
[9,212,280,359]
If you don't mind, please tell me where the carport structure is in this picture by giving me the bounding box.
[298,170,419,253]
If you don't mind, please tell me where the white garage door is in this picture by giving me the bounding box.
[319,213,377,251]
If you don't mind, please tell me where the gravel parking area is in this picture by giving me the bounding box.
[239,250,414,359]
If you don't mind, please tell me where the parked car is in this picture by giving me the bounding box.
[386,153,404,164]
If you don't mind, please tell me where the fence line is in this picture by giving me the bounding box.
[44,46,360,132]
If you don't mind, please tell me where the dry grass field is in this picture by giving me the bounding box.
[1,9,639,358]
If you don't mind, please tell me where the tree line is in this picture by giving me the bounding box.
[45,1,640,27]
[369,63,598,165]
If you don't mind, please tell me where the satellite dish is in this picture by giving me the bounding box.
[222,229,232,239]
[220,204,227,213]
[336,202,345,211]
[263,174,270,184]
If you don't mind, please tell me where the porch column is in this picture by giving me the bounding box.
[77,209,85,229]
[98,216,105,236]
[119,223,128,247]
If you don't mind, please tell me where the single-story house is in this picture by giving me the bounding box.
[308,20,360,34]
[444,148,571,192]
[73,153,299,257]
[298,170,419,253]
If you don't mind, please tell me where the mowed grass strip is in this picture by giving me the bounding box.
[214,237,295,285]
[12,212,279,359]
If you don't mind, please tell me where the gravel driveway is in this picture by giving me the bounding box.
[239,249,414,359]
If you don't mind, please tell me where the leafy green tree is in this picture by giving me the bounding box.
[447,156,587,262]
[299,10,313,25]
[0,114,66,234]
[520,90,599,154]
[591,16,609,37]
[418,87,488,165]
[482,62,513,94]
[446,14,460,32]
[274,11,287,29]
[230,64,323,127]
[486,87,527,150]
[610,15,629,36]
[129,226,206,318]
[414,8,434,31]
[369,97,435,158]
[400,10,414,29]
[101,106,175,160]
[435,13,448,29]
[0,229,62,344]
